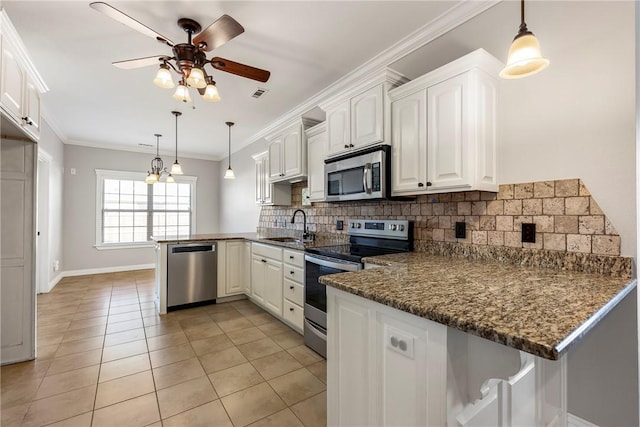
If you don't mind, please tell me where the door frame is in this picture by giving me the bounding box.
[36,148,51,294]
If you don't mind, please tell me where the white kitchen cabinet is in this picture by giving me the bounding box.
[252,151,291,206]
[389,49,502,196]
[267,118,319,183]
[263,259,283,316]
[305,122,327,202]
[250,255,266,304]
[327,287,447,427]
[0,13,45,141]
[250,243,283,317]
[282,248,304,332]
[326,100,350,156]
[223,240,249,296]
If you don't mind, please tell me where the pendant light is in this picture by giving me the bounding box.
[224,121,235,179]
[170,111,184,175]
[500,0,549,79]
[145,134,164,184]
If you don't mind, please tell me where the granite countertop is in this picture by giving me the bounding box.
[320,252,636,360]
[152,232,314,251]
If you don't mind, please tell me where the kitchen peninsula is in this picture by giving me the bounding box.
[321,252,636,426]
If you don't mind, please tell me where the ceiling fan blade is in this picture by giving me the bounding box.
[210,57,271,83]
[90,2,174,46]
[113,55,169,70]
[193,15,244,52]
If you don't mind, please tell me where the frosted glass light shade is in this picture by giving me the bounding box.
[203,83,221,102]
[224,166,235,179]
[145,173,158,184]
[153,66,174,88]
[186,67,206,89]
[171,161,183,175]
[166,174,175,184]
[172,83,191,103]
[500,33,549,79]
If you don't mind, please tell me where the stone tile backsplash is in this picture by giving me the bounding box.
[259,179,622,257]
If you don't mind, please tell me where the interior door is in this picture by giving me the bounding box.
[1,137,36,365]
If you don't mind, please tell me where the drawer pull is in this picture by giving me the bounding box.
[261,259,267,263]
[289,307,295,312]
[289,285,294,290]
[290,270,295,275]
[289,255,294,260]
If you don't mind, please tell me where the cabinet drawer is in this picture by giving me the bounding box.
[252,242,283,261]
[284,265,304,284]
[284,279,304,306]
[283,249,304,267]
[283,299,304,330]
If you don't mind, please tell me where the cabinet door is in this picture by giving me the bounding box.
[375,312,447,427]
[225,241,246,295]
[268,137,283,180]
[1,38,24,122]
[255,157,264,205]
[391,91,428,195]
[427,74,470,190]
[283,124,304,177]
[263,156,272,204]
[250,255,265,304]
[23,78,40,139]
[351,85,383,149]
[307,129,327,201]
[326,100,350,157]
[263,259,283,316]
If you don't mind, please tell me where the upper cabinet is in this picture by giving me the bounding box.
[389,49,502,196]
[253,151,291,206]
[0,11,46,141]
[306,122,327,202]
[321,70,408,158]
[267,118,320,183]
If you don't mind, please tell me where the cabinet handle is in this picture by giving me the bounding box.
[349,144,354,148]
[289,255,294,260]
[417,182,424,187]
[289,285,294,290]
[290,271,295,275]
[289,307,295,312]
[261,259,267,263]
[21,116,33,126]
[426,182,432,187]
[344,144,349,149]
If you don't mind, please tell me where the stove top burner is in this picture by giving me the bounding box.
[306,243,404,264]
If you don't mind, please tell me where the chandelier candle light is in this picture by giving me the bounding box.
[500,0,550,79]
[145,134,167,184]
[224,121,235,179]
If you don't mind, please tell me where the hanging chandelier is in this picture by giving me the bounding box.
[145,133,172,184]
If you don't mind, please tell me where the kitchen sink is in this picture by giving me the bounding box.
[264,237,302,243]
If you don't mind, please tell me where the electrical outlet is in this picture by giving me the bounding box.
[53,260,60,272]
[521,223,536,243]
[336,220,344,231]
[455,222,466,239]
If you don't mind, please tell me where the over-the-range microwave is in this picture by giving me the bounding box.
[324,145,390,202]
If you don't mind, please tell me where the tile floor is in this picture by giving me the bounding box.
[1,269,327,426]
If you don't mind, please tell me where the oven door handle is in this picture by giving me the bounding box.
[305,319,327,340]
[363,162,372,194]
[305,254,361,272]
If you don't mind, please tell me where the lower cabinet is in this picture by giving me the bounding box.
[217,240,250,299]
[282,249,305,332]
[250,243,284,317]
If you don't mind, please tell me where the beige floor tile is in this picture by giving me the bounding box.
[73,308,109,320]
[306,360,327,384]
[251,351,303,380]
[199,346,248,374]
[287,344,323,366]
[1,377,41,408]
[268,368,326,406]
[36,333,65,347]
[221,382,287,427]
[226,326,268,345]
[237,337,283,361]
[152,357,206,390]
[245,312,276,326]
[149,343,195,368]
[104,328,146,347]
[108,303,141,315]
[270,330,305,350]
[290,391,327,427]
[35,365,100,399]
[190,334,235,356]
[66,316,108,331]
[92,392,160,427]
[108,311,143,324]
[257,321,294,336]
[106,318,144,334]
[37,343,61,360]
[95,370,155,408]
[61,324,106,343]
[157,376,218,419]
[102,339,148,362]
[109,298,141,308]
[208,310,244,323]
[217,316,254,333]
[44,411,92,427]
[184,323,224,341]
[146,331,188,351]
[178,314,215,330]
[144,321,182,338]
[209,362,265,397]
[163,400,233,427]
[54,336,104,358]
[248,408,304,427]
[21,385,96,427]
[99,353,150,383]
[0,402,30,426]
[1,358,52,385]
[38,322,70,337]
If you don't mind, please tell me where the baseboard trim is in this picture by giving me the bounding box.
[42,264,156,293]
[568,413,599,427]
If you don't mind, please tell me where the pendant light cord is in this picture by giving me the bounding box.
[228,123,232,168]
[521,0,525,26]
[175,113,178,162]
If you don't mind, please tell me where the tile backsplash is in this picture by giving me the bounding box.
[260,178,622,257]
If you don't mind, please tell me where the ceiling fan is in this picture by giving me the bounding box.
[89,2,271,103]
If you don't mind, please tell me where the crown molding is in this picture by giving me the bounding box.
[244,0,502,147]
[40,106,68,143]
[0,9,49,93]
[64,139,221,162]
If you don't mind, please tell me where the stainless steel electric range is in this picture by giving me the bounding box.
[303,219,413,357]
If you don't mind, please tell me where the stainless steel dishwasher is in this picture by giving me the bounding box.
[167,242,217,310]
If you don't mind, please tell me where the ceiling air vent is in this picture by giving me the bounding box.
[138,143,153,148]
[252,88,269,99]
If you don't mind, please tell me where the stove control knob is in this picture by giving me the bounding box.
[356,223,362,229]
[399,225,405,232]
[350,223,355,228]
[389,224,397,231]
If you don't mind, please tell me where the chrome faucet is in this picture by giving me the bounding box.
[291,209,310,241]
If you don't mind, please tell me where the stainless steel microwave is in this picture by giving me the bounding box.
[324,145,390,202]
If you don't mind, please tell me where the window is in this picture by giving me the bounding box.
[95,170,197,249]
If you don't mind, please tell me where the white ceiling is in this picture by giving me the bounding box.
[3,1,466,160]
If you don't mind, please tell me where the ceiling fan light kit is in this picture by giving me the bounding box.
[90,2,271,104]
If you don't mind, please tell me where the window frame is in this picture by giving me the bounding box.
[95,169,197,250]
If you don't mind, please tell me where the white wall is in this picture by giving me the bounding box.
[63,144,220,272]
[37,119,65,286]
